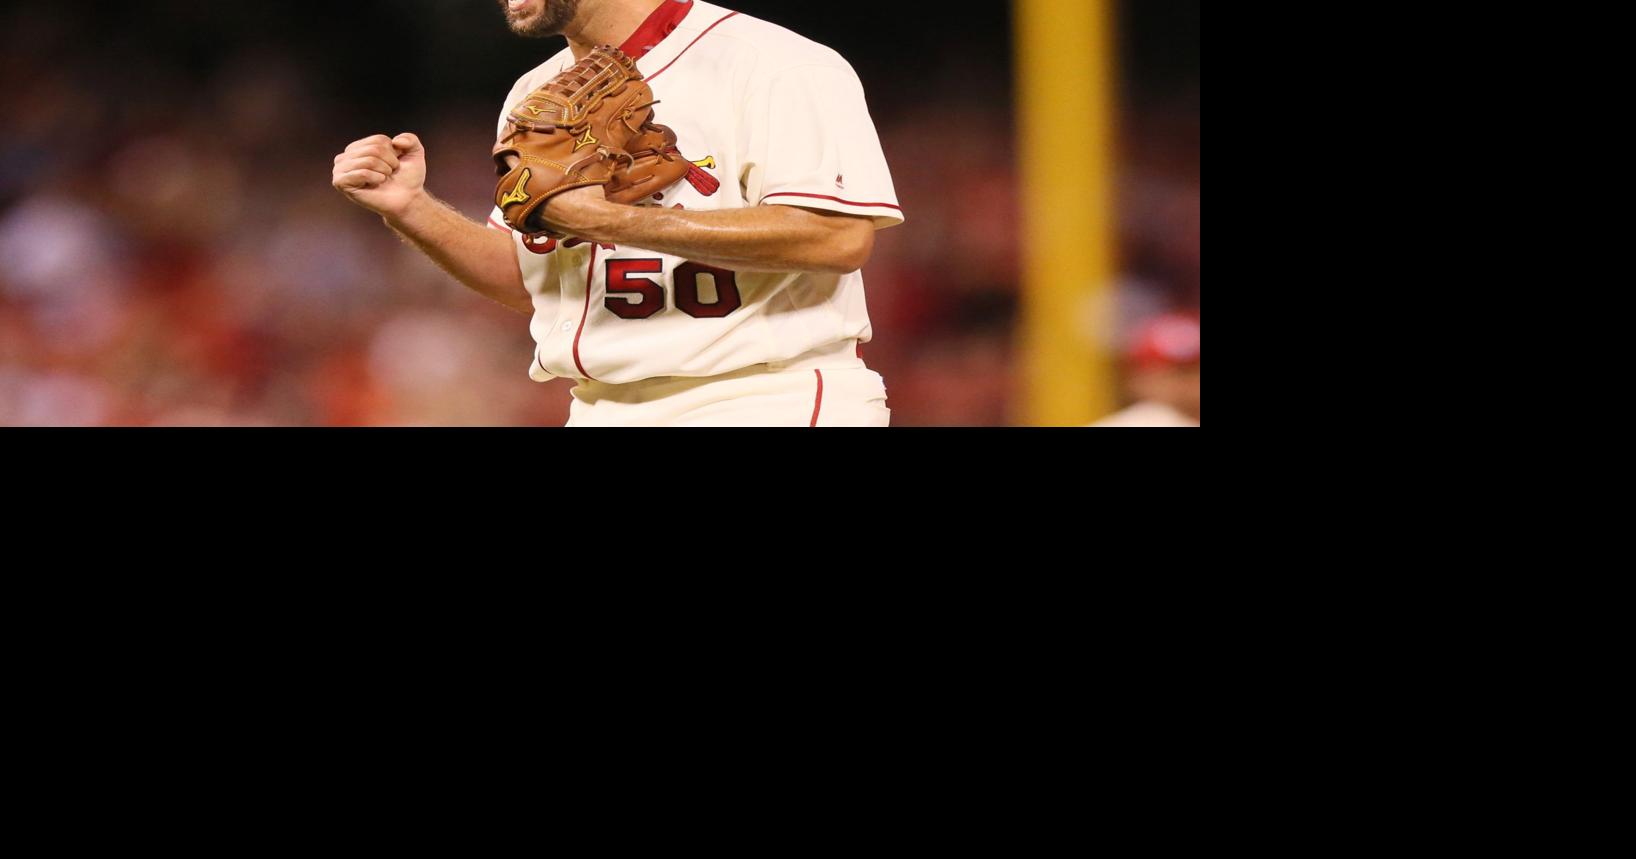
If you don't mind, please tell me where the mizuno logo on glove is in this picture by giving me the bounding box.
[501,169,533,207]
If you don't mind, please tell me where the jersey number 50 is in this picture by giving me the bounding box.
[605,259,743,320]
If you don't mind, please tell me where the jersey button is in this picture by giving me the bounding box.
[561,321,575,333]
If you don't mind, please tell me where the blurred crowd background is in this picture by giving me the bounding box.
[0,0,1199,426]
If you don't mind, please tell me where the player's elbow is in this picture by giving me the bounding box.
[817,218,876,274]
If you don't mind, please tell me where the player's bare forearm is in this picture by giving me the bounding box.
[545,190,875,275]
[333,133,531,315]
[386,193,532,315]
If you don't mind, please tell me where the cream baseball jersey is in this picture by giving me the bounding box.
[487,0,904,385]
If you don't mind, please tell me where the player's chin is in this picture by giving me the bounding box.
[501,0,544,24]
[502,0,575,36]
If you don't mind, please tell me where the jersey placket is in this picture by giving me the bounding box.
[567,245,602,381]
[534,245,591,380]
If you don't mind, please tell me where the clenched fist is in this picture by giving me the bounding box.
[332,133,427,219]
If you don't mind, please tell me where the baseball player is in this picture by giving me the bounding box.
[332,0,904,426]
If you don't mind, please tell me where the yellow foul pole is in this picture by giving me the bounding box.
[1015,0,1117,426]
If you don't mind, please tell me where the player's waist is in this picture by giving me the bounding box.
[764,338,866,374]
[576,339,866,398]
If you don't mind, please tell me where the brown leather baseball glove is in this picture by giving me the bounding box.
[606,123,690,204]
[493,45,690,236]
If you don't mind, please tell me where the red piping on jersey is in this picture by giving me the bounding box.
[572,246,600,381]
[621,0,694,61]
[488,217,513,233]
[810,370,825,428]
[763,192,903,212]
[646,11,740,82]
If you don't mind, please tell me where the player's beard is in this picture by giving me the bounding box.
[499,0,583,38]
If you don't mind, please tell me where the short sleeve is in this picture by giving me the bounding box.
[487,205,512,234]
[745,64,904,229]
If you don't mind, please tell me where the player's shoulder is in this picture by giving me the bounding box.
[497,48,574,131]
[694,2,855,75]
[506,45,577,101]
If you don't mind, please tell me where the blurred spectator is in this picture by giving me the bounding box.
[1094,313,1200,428]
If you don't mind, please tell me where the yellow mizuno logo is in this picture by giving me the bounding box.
[500,169,533,207]
[573,129,599,152]
[691,156,717,170]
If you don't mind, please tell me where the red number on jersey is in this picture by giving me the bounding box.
[674,262,742,319]
[601,259,743,320]
[604,259,666,320]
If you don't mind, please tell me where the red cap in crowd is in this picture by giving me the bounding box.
[1129,313,1201,368]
